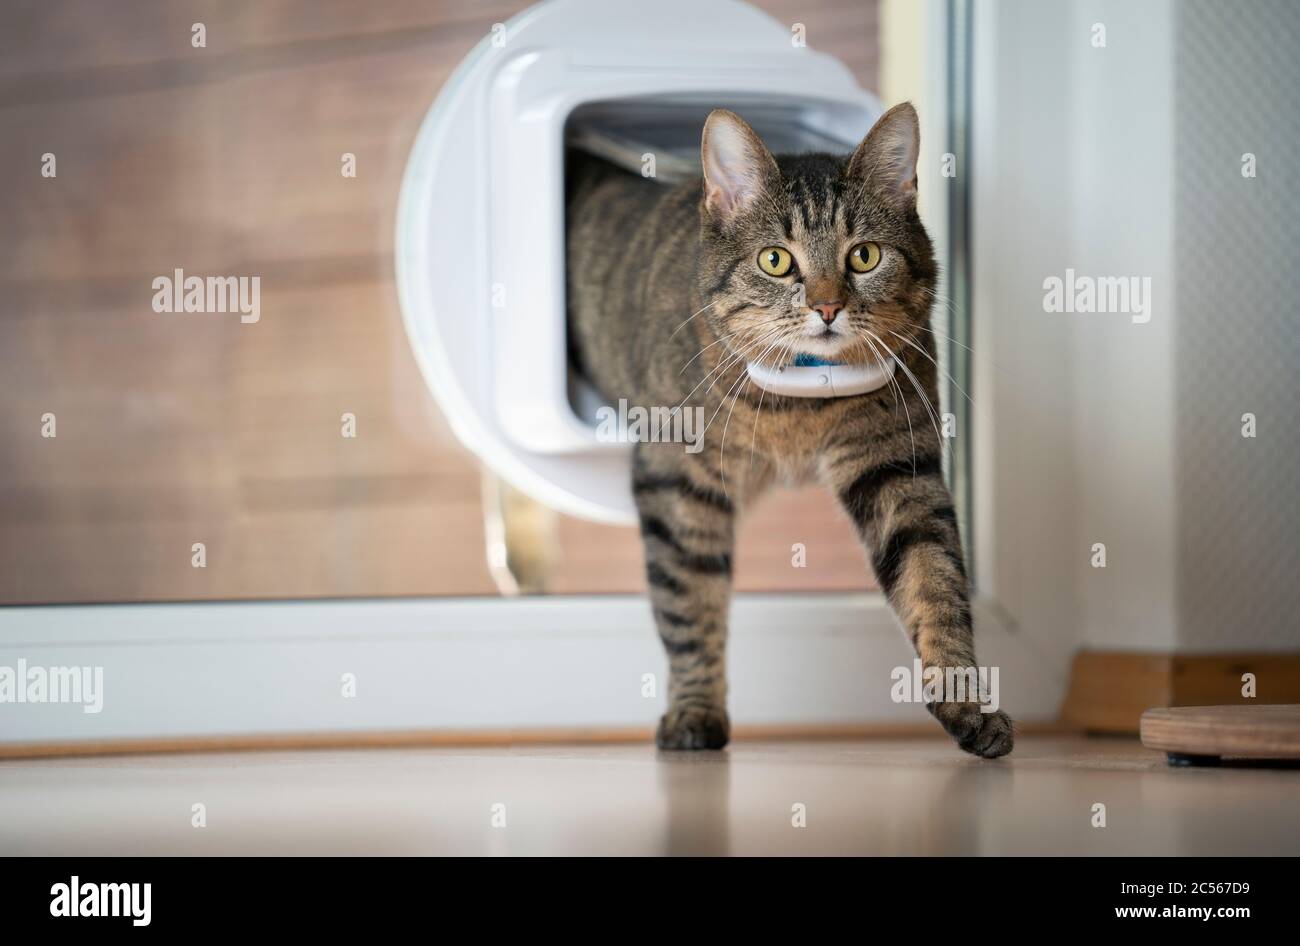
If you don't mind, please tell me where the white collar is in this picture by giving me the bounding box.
[745,355,897,398]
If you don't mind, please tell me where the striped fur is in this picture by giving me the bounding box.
[567,104,1013,757]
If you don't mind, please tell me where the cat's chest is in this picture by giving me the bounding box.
[751,402,846,485]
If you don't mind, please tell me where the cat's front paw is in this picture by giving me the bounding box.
[927,701,1014,758]
[656,703,730,750]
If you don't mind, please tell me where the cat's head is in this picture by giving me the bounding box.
[697,103,936,367]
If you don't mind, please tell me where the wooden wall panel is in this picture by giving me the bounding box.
[1061,651,1300,735]
[0,0,882,604]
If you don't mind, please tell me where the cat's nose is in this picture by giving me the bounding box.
[812,302,844,324]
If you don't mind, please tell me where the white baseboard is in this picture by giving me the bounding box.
[0,593,1065,747]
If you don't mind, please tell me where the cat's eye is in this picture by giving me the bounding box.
[848,242,882,274]
[757,246,794,277]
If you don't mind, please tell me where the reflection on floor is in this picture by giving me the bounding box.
[1,735,1296,855]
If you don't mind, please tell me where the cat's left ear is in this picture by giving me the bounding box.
[701,109,779,227]
[847,102,920,211]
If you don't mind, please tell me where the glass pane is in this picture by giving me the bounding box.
[0,0,946,604]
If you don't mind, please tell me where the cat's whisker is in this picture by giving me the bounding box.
[702,353,758,440]
[748,332,798,471]
[716,375,753,497]
[678,315,788,377]
[746,369,770,472]
[865,328,934,430]
[887,329,976,408]
[867,324,971,463]
[866,327,945,467]
[671,323,787,419]
[878,312,1027,392]
[859,330,903,426]
[667,300,716,341]
[702,324,789,397]
[872,312,975,356]
[916,285,967,327]
[867,316,984,431]
[919,285,962,318]
[741,331,797,475]
[701,325,788,433]
[678,327,746,376]
[873,328,946,473]
[702,333,785,421]
[718,328,795,493]
[863,331,918,474]
[878,319,972,361]
[671,334,769,435]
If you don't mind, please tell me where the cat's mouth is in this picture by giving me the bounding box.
[794,323,855,360]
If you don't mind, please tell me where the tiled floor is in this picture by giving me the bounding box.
[1,735,1296,855]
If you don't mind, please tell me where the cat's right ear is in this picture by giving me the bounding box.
[847,101,921,211]
[701,109,778,227]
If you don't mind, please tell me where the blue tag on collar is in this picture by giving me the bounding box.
[792,353,841,368]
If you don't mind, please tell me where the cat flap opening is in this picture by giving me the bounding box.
[395,0,879,523]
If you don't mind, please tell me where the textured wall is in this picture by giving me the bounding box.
[1174,0,1300,650]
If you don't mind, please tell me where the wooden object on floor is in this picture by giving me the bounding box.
[1059,651,1300,734]
[1140,705,1300,762]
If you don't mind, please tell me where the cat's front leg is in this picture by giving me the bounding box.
[830,451,1014,758]
[633,443,737,750]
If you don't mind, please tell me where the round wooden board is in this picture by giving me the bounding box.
[1140,705,1300,760]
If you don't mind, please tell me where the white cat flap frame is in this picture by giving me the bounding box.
[396,0,881,524]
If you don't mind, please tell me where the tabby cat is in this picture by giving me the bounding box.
[567,103,1013,758]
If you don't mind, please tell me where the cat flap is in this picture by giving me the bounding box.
[566,126,698,185]
[566,100,861,187]
[395,0,880,523]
